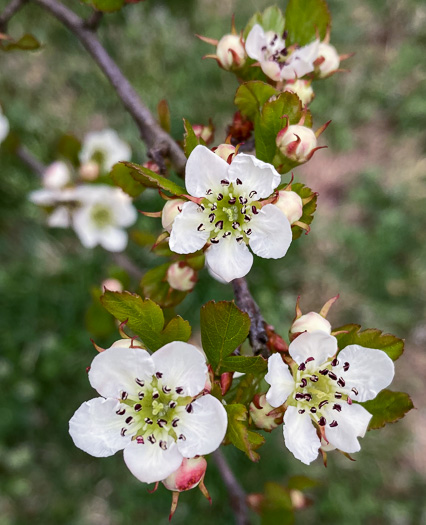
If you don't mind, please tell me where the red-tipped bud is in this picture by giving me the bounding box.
[101,278,123,292]
[79,160,100,181]
[216,34,246,70]
[142,160,161,174]
[291,312,332,335]
[276,125,317,163]
[161,198,185,233]
[192,123,215,145]
[283,79,315,107]
[166,262,197,292]
[274,190,303,224]
[317,42,340,77]
[249,393,283,432]
[220,372,234,396]
[162,457,208,493]
[213,143,236,163]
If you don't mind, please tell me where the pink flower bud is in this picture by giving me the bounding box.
[249,393,283,432]
[274,190,303,224]
[43,161,71,189]
[166,262,196,292]
[192,123,215,145]
[161,199,185,233]
[213,143,236,163]
[276,125,317,163]
[283,79,315,106]
[110,338,143,349]
[317,42,340,78]
[101,278,123,292]
[142,160,161,174]
[79,160,100,181]
[290,312,332,335]
[162,457,207,493]
[216,34,246,70]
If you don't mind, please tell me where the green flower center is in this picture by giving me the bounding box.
[90,204,113,228]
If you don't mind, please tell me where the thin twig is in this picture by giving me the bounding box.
[83,10,103,31]
[212,450,251,525]
[232,277,269,358]
[0,0,27,31]
[111,253,142,281]
[16,145,45,176]
[31,0,187,174]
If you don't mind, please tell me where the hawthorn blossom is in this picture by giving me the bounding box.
[0,108,10,144]
[79,129,131,173]
[245,24,319,81]
[69,340,228,484]
[265,331,395,464]
[169,145,292,282]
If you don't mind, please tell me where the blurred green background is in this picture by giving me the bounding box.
[1,0,425,523]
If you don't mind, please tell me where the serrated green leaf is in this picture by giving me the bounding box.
[221,355,267,374]
[234,81,278,121]
[56,133,81,167]
[110,162,146,198]
[227,372,264,406]
[1,33,41,51]
[285,0,331,46]
[225,404,265,462]
[183,119,205,158]
[122,161,186,196]
[261,482,294,525]
[361,390,414,430]
[200,301,251,373]
[290,182,318,240]
[335,324,404,361]
[140,263,188,309]
[101,290,191,350]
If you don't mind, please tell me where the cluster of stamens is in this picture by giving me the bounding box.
[261,30,289,64]
[115,372,193,450]
[196,180,261,245]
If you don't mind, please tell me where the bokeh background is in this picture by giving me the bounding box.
[1,0,425,523]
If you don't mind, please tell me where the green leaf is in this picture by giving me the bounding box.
[110,162,145,198]
[101,290,191,351]
[290,182,318,240]
[287,475,320,491]
[221,355,267,374]
[85,288,116,339]
[285,0,331,46]
[361,390,414,430]
[234,81,278,121]
[261,6,286,35]
[224,404,265,462]
[335,324,404,361]
[1,34,41,51]
[183,119,205,158]
[56,133,81,167]
[243,12,263,40]
[140,263,188,309]
[81,0,124,12]
[261,483,294,525]
[200,301,250,373]
[227,372,264,406]
[122,162,187,196]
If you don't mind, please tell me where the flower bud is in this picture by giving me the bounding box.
[101,278,123,292]
[192,123,214,145]
[166,262,196,292]
[213,143,236,163]
[110,338,143,349]
[249,393,283,432]
[161,199,185,233]
[317,42,340,78]
[142,160,161,174]
[290,312,331,335]
[79,160,100,181]
[274,190,303,224]
[162,457,207,493]
[43,161,71,189]
[276,125,317,163]
[283,79,314,106]
[216,34,246,70]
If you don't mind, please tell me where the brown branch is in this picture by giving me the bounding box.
[16,145,45,176]
[83,10,103,31]
[212,450,251,525]
[0,0,27,31]
[232,277,269,358]
[31,0,187,174]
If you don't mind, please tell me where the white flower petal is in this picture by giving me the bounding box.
[245,24,267,62]
[69,397,132,457]
[98,226,128,252]
[80,129,131,172]
[151,342,207,397]
[185,145,229,198]
[249,204,292,259]
[288,331,338,366]
[283,406,320,464]
[0,112,10,144]
[176,395,227,457]
[265,353,295,407]
[260,60,283,82]
[72,206,99,248]
[323,402,372,454]
[281,39,319,80]
[227,153,281,199]
[169,201,210,254]
[205,236,253,282]
[109,189,138,227]
[47,206,71,228]
[29,188,59,206]
[89,346,154,398]
[123,439,183,484]
[335,345,395,402]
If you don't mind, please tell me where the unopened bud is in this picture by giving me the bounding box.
[213,143,236,163]
[166,262,196,292]
[110,338,143,349]
[275,190,303,224]
[142,160,161,174]
[161,199,185,233]
[317,43,340,78]
[250,394,282,432]
[79,160,100,181]
[216,34,246,70]
[291,312,331,335]
[276,125,317,163]
[43,161,71,189]
[101,278,123,292]
[192,123,214,145]
[283,79,314,106]
[162,457,207,492]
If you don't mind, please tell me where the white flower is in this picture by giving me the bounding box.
[169,145,292,282]
[291,312,331,335]
[29,187,78,228]
[265,331,395,464]
[79,129,131,173]
[71,185,137,252]
[317,42,340,78]
[69,340,228,484]
[0,109,10,144]
[245,24,319,81]
[42,161,71,190]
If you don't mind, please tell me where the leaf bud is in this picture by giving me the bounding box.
[166,262,197,292]
[161,198,185,233]
[274,190,303,224]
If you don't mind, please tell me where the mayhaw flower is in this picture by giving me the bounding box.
[69,339,228,484]
[168,145,292,282]
[245,24,319,82]
[79,129,131,173]
[0,107,9,144]
[283,79,315,107]
[166,262,197,292]
[290,294,339,339]
[161,198,185,233]
[265,331,395,464]
[276,113,330,165]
